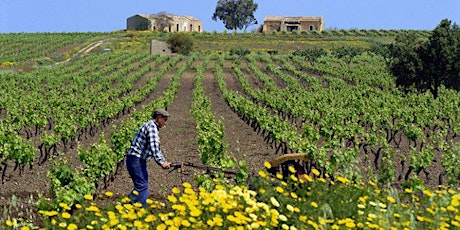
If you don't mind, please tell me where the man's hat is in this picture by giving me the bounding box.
[153,108,170,118]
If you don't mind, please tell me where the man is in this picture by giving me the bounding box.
[125,108,171,206]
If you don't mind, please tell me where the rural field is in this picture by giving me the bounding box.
[0,31,459,229]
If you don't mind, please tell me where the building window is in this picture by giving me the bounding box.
[176,24,179,31]
[309,25,314,31]
[190,24,193,31]
[287,25,299,32]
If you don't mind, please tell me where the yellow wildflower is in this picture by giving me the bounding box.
[67,223,78,230]
[302,174,314,183]
[452,195,460,207]
[5,220,14,227]
[182,182,192,188]
[336,176,349,184]
[264,162,272,169]
[312,168,320,176]
[345,221,356,228]
[40,210,58,217]
[156,224,167,230]
[61,212,71,219]
[59,203,71,210]
[172,187,181,194]
[387,196,396,203]
[423,190,434,197]
[180,219,191,227]
[86,206,100,212]
[190,208,202,217]
[275,186,284,193]
[311,202,318,208]
[105,191,113,197]
[279,214,287,221]
[258,170,267,178]
[452,221,459,227]
[270,197,280,207]
[145,214,157,223]
[168,195,178,203]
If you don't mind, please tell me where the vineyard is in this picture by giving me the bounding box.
[0,31,459,229]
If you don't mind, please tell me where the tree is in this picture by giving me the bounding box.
[166,33,193,55]
[388,32,426,92]
[389,19,460,98]
[212,0,258,31]
[419,19,460,98]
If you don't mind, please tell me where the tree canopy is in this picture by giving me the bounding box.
[212,0,258,31]
[389,19,460,98]
[166,33,193,55]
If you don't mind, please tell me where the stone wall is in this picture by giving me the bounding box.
[150,40,171,55]
[127,15,150,30]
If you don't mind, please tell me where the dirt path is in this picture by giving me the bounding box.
[202,65,273,173]
[103,66,199,202]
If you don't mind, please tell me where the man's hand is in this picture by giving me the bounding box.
[161,162,171,169]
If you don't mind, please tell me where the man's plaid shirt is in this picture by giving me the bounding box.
[126,120,166,165]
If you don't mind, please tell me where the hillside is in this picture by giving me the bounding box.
[1,30,459,229]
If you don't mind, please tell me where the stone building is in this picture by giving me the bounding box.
[262,16,324,33]
[127,14,202,32]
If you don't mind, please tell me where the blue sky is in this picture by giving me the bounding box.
[0,0,459,33]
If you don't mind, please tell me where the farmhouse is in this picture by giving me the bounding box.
[262,16,324,33]
[127,14,203,32]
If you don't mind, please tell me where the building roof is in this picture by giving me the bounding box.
[136,14,201,22]
[264,16,323,22]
